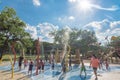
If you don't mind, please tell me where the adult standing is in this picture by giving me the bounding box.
[18,56,24,71]
[90,54,100,80]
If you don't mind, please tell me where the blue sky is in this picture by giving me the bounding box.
[0,0,120,44]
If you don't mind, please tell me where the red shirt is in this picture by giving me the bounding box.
[91,58,99,68]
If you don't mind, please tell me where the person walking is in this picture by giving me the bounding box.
[90,54,100,80]
[80,59,86,78]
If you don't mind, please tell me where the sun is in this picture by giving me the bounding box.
[80,0,91,10]
[77,0,92,12]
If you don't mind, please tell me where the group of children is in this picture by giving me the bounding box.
[18,57,45,76]
[35,59,45,75]
[80,55,109,79]
[18,54,110,79]
[19,57,56,76]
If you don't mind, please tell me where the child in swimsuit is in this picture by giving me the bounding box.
[80,59,86,77]
[28,59,33,76]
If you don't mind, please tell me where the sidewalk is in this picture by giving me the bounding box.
[90,71,120,80]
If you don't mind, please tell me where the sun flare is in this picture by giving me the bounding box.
[77,0,92,12]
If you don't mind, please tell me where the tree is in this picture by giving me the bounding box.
[110,36,120,62]
[0,7,31,59]
[50,28,98,57]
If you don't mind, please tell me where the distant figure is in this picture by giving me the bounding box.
[28,59,33,76]
[38,59,41,73]
[40,59,44,72]
[18,56,24,71]
[24,59,28,69]
[51,59,55,70]
[104,59,109,70]
[99,57,103,70]
[62,63,66,73]
[80,59,86,77]
[90,54,100,80]
[36,58,40,75]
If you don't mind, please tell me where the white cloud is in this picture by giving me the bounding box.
[25,23,59,43]
[110,28,120,35]
[110,21,120,29]
[68,0,119,11]
[91,5,119,11]
[58,17,62,21]
[105,15,114,20]
[33,0,41,6]
[25,24,37,39]
[58,16,75,21]
[84,19,110,32]
[84,19,120,45]
[37,23,58,39]
[58,16,75,26]
[68,16,75,20]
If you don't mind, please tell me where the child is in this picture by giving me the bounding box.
[104,59,109,70]
[28,59,33,76]
[80,59,86,77]
[40,60,44,72]
[24,59,28,69]
[62,63,66,73]
[99,57,103,70]
[51,59,55,70]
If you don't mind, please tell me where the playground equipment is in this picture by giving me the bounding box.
[55,48,59,63]
[104,49,115,59]
[11,42,16,67]
[0,41,25,78]
[58,28,70,80]
[61,27,70,69]
[64,45,71,71]
[35,38,41,75]
[8,55,14,78]
[75,49,81,64]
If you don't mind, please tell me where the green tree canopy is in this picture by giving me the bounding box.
[0,7,31,59]
[50,28,98,56]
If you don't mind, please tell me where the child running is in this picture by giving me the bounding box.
[80,59,86,77]
[28,59,33,76]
